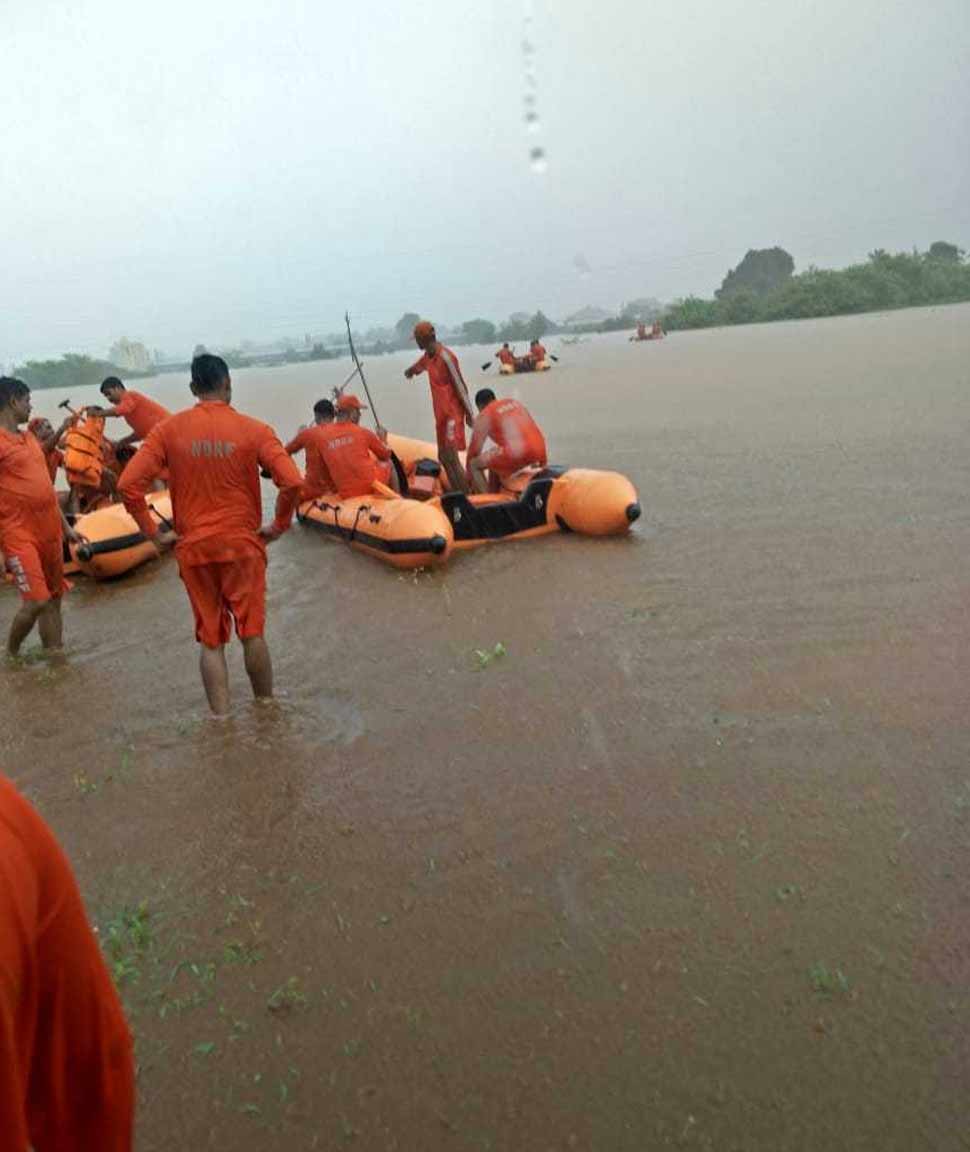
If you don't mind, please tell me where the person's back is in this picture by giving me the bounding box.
[320,419,391,498]
[119,354,302,714]
[286,399,336,500]
[148,401,276,561]
[0,775,134,1150]
[481,397,546,464]
[466,389,547,491]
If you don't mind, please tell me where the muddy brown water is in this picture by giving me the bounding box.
[4,305,970,1150]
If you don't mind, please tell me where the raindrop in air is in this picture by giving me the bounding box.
[529,147,547,174]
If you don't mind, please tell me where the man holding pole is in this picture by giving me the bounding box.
[404,320,475,493]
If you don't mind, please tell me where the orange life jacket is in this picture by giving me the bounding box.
[63,413,106,489]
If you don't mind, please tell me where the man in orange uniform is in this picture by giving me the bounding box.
[466,387,548,493]
[27,416,67,481]
[495,343,516,368]
[118,354,303,716]
[0,774,134,1151]
[404,320,474,493]
[0,378,83,656]
[90,377,170,449]
[285,398,336,500]
[321,394,398,497]
[529,338,547,366]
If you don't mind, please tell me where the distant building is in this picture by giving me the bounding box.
[109,337,152,372]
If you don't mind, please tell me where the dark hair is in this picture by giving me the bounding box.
[313,398,335,419]
[0,376,29,409]
[502,342,509,348]
[100,376,124,395]
[475,388,495,409]
[191,353,229,394]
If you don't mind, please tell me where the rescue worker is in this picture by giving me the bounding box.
[529,338,547,365]
[404,320,474,493]
[466,388,548,493]
[285,398,336,501]
[633,322,647,341]
[27,416,68,482]
[322,394,399,497]
[89,377,170,449]
[118,354,303,716]
[0,773,135,1151]
[495,343,516,368]
[0,378,84,656]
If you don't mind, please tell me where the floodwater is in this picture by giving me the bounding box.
[4,304,970,1150]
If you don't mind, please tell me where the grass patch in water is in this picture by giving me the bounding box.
[474,642,507,669]
[809,962,850,996]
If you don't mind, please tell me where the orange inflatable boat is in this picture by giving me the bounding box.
[68,491,173,580]
[389,435,641,549]
[499,359,551,375]
[297,490,453,569]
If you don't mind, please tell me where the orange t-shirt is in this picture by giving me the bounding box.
[0,430,61,548]
[530,343,547,363]
[109,391,170,440]
[497,348,515,366]
[286,425,335,494]
[467,399,547,469]
[0,775,134,1151]
[318,423,391,498]
[408,345,470,420]
[118,400,303,565]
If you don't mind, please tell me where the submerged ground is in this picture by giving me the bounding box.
[4,304,970,1150]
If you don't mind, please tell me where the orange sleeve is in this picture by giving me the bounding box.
[258,429,304,535]
[364,429,391,460]
[0,777,134,1152]
[285,428,309,455]
[408,354,429,376]
[110,393,135,418]
[117,425,167,537]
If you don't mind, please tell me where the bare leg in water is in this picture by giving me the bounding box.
[8,599,62,657]
[199,645,231,716]
[241,636,274,702]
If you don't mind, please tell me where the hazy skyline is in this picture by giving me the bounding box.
[2,0,968,361]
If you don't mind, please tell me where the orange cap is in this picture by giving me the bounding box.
[336,394,367,411]
[413,320,435,348]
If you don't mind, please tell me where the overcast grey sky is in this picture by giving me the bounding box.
[2,0,968,359]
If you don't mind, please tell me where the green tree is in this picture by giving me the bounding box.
[928,241,964,263]
[15,353,145,391]
[394,313,421,344]
[527,310,555,338]
[717,247,795,299]
[460,318,497,344]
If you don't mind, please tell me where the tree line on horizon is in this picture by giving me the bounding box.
[11,242,968,389]
[662,241,970,331]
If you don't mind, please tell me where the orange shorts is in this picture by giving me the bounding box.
[434,403,467,453]
[179,554,267,647]
[4,537,66,603]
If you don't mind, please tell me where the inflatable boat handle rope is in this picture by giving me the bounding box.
[309,499,374,545]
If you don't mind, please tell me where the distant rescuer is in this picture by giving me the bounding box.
[285,397,336,501]
[466,387,548,493]
[0,773,135,1151]
[89,376,170,450]
[0,377,84,657]
[119,354,303,716]
[496,342,516,368]
[529,337,547,365]
[404,320,474,492]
